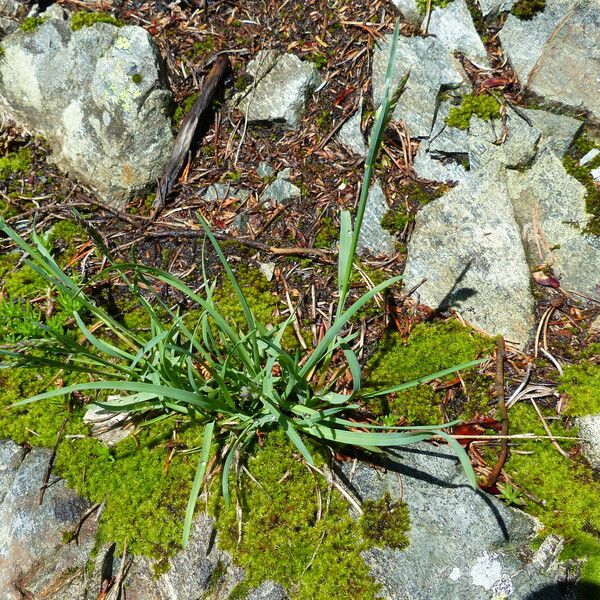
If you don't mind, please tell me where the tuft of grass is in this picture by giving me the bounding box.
[0,22,483,550]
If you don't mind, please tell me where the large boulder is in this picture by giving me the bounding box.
[500,0,599,122]
[403,166,536,348]
[0,6,174,206]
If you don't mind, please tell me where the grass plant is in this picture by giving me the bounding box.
[0,23,485,548]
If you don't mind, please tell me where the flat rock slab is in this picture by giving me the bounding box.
[500,0,600,122]
[237,50,320,128]
[506,150,600,300]
[0,6,174,206]
[519,108,582,157]
[341,443,565,599]
[427,0,489,66]
[403,166,536,348]
[372,33,466,139]
[0,444,98,600]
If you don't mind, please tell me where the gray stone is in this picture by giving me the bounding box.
[357,179,395,256]
[478,0,515,17]
[520,108,582,157]
[413,145,468,183]
[337,99,367,157]
[0,439,24,504]
[257,161,274,178]
[468,111,541,170]
[0,0,25,37]
[340,443,564,599]
[391,0,422,24]
[0,445,98,599]
[592,167,600,183]
[506,149,600,300]
[499,0,577,85]
[237,50,320,128]
[427,100,470,156]
[403,166,536,347]
[580,149,600,166]
[427,0,489,66]
[500,1,600,122]
[205,183,250,203]
[261,170,301,205]
[0,8,174,206]
[576,415,600,470]
[84,403,135,446]
[247,580,288,600]
[372,33,466,138]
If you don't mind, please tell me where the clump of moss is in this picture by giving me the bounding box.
[212,431,381,599]
[364,321,494,425]
[562,134,600,235]
[511,0,546,20]
[505,403,600,586]
[558,363,600,416]
[19,16,46,32]
[308,52,327,69]
[359,492,410,549]
[445,94,501,130]
[401,180,448,206]
[188,37,214,59]
[71,11,124,31]
[381,207,413,235]
[416,0,453,14]
[316,109,331,130]
[314,215,337,248]
[173,92,199,127]
[0,147,32,178]
[131,73,143,85]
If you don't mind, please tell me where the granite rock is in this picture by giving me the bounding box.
[357,179,395,256]
[237,50,321,128]
[0,7,174,206]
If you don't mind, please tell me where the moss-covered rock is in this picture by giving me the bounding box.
[70,11,124,31]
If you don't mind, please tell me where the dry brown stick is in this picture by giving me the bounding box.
[38,416,68,505]
[152,55,231,218]
[144,230,334,260]
[483,336,509,489]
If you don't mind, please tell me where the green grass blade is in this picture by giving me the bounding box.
[436,429,477,487]
[361,358,487,399]
[182,421,215,547]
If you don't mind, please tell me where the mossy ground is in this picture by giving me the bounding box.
[363,320,495,425]
[211,431,385,599]
[445,94,501,130]
[559,362,600,416]
[505,403,600,587]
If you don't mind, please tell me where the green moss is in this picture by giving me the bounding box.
[511,0,546,19]
[131,73,143,85]
[445,94,501,130]
[562,135,600,235]
[19,16,46,32]
[188,37,214,58]
[416,0,453,14]
[558,363,600,416]
[173,92,199,127]
[71,11,124,31]
[225,171,241,183]
[364,321,494,425]
[308,52,327,69]
[316,109,331,130]
[400,180,448,206]
[505,404,600,587]
[214,266,296,348]
[314,216,337,248]
[212,431,381,599]
[0,147,32,178]
[381,207,412,235]
[359,492,410,549]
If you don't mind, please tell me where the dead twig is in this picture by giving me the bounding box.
[483,337,508,489]
[153,55,231,217]
[38,417,68,505]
